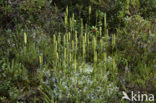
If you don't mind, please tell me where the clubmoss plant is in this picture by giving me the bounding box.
[84,33,87,43]
[63,48,67,69]
[65,6,68,30]
[112,58,117,71]
[39,54,43,67]
[69,32,71,41]
[94,51,97,65]
[66,33,69,43]
[104,13,107,35]
[64,14,68,30]
[63,35,66,47]
[100,38,103,52]
[57,33,61,44]
[66,33,69,55]
[24,32,27,45]
[75,31,78,52]
[64,48,67,61]
[104,13,107,28]
[56,52,59,61]
[54,42,58,59]
[83,36,86,60]
[66,6,68,18]
[70,18,72,31]
[104,52,107,62]
[99,27,102,36]
[93,36,97,53]
[72,13,75,31]
[74,57,77,70]
[69,53,72,63]
[72,40,75,52]
[53,35,56,44]
[89,5,91,23]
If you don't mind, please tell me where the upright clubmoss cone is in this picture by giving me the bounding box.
[53,35,56,44]
[39,54,43,66]
[104,13,107,35]
[75,31,78,51]
[112,34,116,47]
[72,13,75,29]
[89,6,91,17]
[70,14,75,32]
[64,48,66,60]
[74,57,77,70]
[63,60,66,70]
[64,6,68,31]
[63,48,67,68]
[112,58,117,72]
[83,36,86,60]
[104,52,107,62]
[72,40,75,51]
[66,6,68,17]
[89,6,91,23]
[66,33,68,43]
[70,18,72,31]
[93,36,96,52]
[99,27,102,36]
[63,35,66,47]
[93,36,97,65]
[69,53,72,63]
[54,42,58,60]
[69,32,71,41]
[94,51,97,64]
[100,38,103,52]
[65,6,68,24]
[56,52,59,60]
[66,33,70,53]
[104,13,107,29]
[64,14,68,28]
[24,32,27,45]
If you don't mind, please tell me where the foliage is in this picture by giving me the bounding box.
[0,0,155,103]
[116,15,155,67]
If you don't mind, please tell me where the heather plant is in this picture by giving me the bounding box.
[116,15,155,67]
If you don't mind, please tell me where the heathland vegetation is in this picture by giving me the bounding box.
[0,0,156,102]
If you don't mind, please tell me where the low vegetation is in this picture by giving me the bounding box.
[0,0,156,102]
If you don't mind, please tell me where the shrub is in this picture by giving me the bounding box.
[116,15,155,68]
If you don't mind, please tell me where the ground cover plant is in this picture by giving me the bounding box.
[0,0,156,103]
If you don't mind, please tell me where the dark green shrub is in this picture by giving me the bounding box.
[116,15,155,68]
